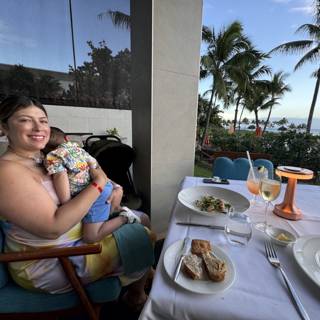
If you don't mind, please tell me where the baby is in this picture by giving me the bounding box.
[44,127,140,243]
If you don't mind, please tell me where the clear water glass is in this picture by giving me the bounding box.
[224,211,252,246]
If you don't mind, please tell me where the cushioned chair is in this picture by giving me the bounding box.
[0,226,121,320]
[212,157,274,180]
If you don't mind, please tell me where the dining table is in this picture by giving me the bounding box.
[139,176,320,320]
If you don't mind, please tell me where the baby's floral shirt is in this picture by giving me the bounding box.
[44,141,98,196]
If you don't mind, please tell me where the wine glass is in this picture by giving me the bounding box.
[254,174,281,232]
[246,167,268,205]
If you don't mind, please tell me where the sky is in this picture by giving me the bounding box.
[0,0,130,71]
[0,0,319,126]
[201,0,319,124]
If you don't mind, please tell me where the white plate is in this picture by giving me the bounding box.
[284,166,302,172]
[164,239,236,294]
[178,186,250,217]
[293,236,320,287]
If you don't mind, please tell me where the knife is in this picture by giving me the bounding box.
[176,222,248,237]
[173,237,190,281]
[176,222,225,230]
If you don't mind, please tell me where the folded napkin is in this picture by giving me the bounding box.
[113,223,154,274]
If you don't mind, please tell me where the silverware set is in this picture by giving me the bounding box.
[265,240,310,320]
[176,221,311,319]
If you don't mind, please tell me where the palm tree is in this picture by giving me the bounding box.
[270,1,319,133]
[244,80,277,128]
[200,21,253,146]
[262,71,291,134]
[98,10,130,29]
[230,49,270,131]
[235,60,271,130]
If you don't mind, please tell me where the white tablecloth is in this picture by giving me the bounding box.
[139,177,320,320]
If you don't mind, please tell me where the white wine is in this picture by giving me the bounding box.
[260,179,281,201]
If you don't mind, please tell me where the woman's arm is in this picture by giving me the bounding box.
[52,171,71,204]
[0,161,107,239]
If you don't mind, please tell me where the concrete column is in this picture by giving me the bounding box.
[131,0,203,235]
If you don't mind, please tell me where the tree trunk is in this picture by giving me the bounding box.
[238,104,245,130]
[201,89,215,147]
[254,109,259,128]
[233,96,241,131]
[262,97,274,134]
[306,71,320,134]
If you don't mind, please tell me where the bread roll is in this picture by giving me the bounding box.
[201,252,226,282]
[191,239,212,256]
[182,254,203,280]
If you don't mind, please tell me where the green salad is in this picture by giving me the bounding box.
[194,195,232,213]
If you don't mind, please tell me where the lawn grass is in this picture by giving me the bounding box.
[194,163,211,177]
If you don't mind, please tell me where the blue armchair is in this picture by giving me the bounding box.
[212,157,274,180]
[0,227,121,320]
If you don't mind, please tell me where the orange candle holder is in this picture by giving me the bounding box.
[273,166,313,220]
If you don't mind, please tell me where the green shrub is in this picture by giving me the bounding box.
[207,128,320,179]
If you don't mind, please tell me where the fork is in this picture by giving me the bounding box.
[265,240,310,320]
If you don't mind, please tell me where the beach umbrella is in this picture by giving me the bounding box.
[278,125,287,131]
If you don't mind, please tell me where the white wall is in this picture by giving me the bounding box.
[45,105,132,146]
[131,0,203,236]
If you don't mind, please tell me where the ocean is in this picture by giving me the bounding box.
[239,117,320,135]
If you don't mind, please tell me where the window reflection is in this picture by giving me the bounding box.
[0,0,131,109]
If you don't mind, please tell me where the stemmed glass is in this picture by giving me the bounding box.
[254,173,282,232]
[246,167,268,206]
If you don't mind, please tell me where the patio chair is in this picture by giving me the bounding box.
[212,157,274,180]
[0,226,121,320]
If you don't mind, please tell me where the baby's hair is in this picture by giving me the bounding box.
[43,127,67,154]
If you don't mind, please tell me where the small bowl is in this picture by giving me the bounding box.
[266,226,297,246]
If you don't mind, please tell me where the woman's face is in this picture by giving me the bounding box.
[4,105,50,151]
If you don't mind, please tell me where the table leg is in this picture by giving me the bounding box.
[273,177,302,220]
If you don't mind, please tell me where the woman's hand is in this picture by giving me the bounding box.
[107,187,123,212]
[90,165,108,187]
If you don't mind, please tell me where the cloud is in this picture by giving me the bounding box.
[0,19,37,48]
[290,0,314,15]
[290,6,313,14]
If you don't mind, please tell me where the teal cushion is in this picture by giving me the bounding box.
[212,157,274,180]
[0,276,121,313]
[0,227,9,288]
[113,223,154,274]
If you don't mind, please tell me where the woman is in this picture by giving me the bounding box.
[0,95,153,308]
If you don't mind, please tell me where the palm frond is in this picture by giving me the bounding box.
[311,68,320,78]
[296,23,320,39]
[202,26,213,43]
[270,40,314,55]
[260,98,279,111]
[98,10,131,29]
[294,46,320,70]
[252,65,272,78]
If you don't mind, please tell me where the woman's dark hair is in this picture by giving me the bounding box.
[0,95,47,124]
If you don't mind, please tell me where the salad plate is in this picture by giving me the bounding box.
[178,186,250,217]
